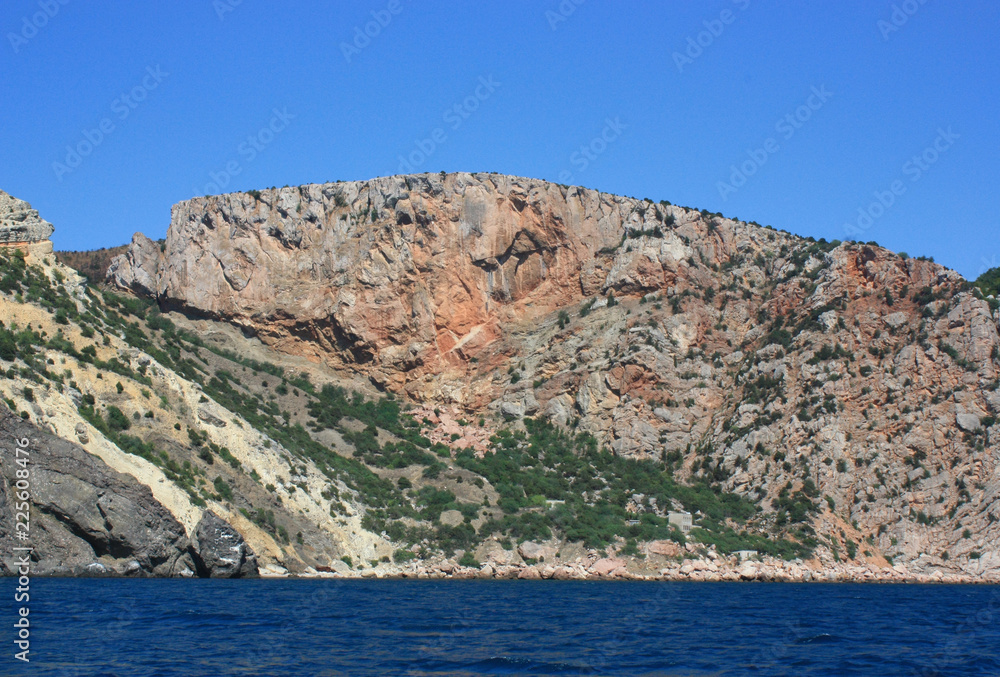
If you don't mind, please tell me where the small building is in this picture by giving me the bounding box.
[626,519,641,526]
[668,511,692,533]
[734,550,758,560]
[545,500,565,509]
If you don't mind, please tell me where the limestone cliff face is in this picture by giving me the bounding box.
[0,190,54,255]
[108,173,769,396]
[0,190,54,243]
[108,172,1000,575]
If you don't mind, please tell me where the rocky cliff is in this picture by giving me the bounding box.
[0,193,266,578]
[0,189,54,245]
[104,172,1000,578]
[108,173,677,396]
[0,406,255,577]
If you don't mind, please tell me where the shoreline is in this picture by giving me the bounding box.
[13,556,998,585]
[13,572,1000,585]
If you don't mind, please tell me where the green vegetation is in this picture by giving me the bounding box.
[450,418,810,557]
[975,266,1000,299]
[214,476,234,501]
[1,245,844,564]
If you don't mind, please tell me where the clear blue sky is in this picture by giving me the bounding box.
[2,1,997,279]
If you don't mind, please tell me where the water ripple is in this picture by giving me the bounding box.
[9,579,1000,676]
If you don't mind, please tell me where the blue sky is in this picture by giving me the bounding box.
[1,1,997,279]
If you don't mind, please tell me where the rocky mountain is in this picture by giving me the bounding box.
[5,174,1000,581]
[104,173,1000,579]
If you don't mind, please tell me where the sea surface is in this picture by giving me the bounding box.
[6,579,1000,676]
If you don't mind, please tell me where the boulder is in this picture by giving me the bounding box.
[197,407,228,428]
[74,422,89,445]
[590,557,625,576]
[517,566,541,580]
[517,541,555,561]
[192,511,259,578]
[647,540,682,558]
[552,566,577,580]
[883,311,910,329]
[956,412,981,432]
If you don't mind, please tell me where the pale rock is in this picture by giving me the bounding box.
[518,541,555,561]
[590,557,625,576]
[956,412,981,432]
[439,510,464,527]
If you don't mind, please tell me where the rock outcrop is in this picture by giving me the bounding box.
[192,511,259,578]
[0,189,54,246]
[0,406,196,577]
[104,172,1000,578]
[108,173,649,396]
[105,232,163,297]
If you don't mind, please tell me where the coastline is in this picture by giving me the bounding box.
[262,558,1000,585]
[13,565,998,584]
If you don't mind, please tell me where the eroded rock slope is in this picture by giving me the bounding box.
[106,173,1000,577]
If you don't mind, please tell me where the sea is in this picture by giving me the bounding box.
[6,579,999,676]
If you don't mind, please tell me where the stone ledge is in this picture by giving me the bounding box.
[0,239,54,260]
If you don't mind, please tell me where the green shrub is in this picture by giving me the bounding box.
[393,548,416,563]
[0,332,17,361]
[213,476,233,501]
[106,406,131,431]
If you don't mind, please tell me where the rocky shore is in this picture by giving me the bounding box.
[262,542,1000,585]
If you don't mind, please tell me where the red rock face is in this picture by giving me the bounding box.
[108,172,1000,574]
[107,174,999,429]
[110,173,707,393]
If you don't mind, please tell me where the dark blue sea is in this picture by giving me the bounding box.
[6,580,1000,676]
